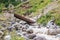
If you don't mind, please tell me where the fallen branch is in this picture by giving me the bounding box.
[14,14,36,24]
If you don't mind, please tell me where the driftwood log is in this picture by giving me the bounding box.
[14,14,35,24]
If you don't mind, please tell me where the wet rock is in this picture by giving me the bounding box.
[33,36,47,40]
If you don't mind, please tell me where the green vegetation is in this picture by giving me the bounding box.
[11,36,25,40]
[0,0,22,6]
[15,0,51,15]
[37,7,60,26]
[0,0,22,13]
[37,13,52,26]
[29,0,51,11]
[0,0,52,15]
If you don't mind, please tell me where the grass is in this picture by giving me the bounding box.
[15,0,51,15]
[37,7,60,26]
[11,35,25,40]
[37,13,52,26]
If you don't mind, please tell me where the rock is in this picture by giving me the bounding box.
[8,4,14,10]
[36,33,60,40]
[26,29,33,34]
[7,27,13,32]
[15,26,19,31]
[4,35,11,40]
[16,33,21,36]
[15,18,20,23]
[4,12,11,19]
[1,24,6,27]
[13,22,20,31]
[25,24,29,28]
[0,17,7,21]
[24,34,36,39]
[47,29,60,35]
[30,23,40,28]
[22,27,27,32]
[0,28,6,32]
[46,19,58,29]
[27,34,36,39]
[56,34,60,38]
[19,20,27,25]
[11,22,15,25]
[32,27,48,34]
[33,36,47,40]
